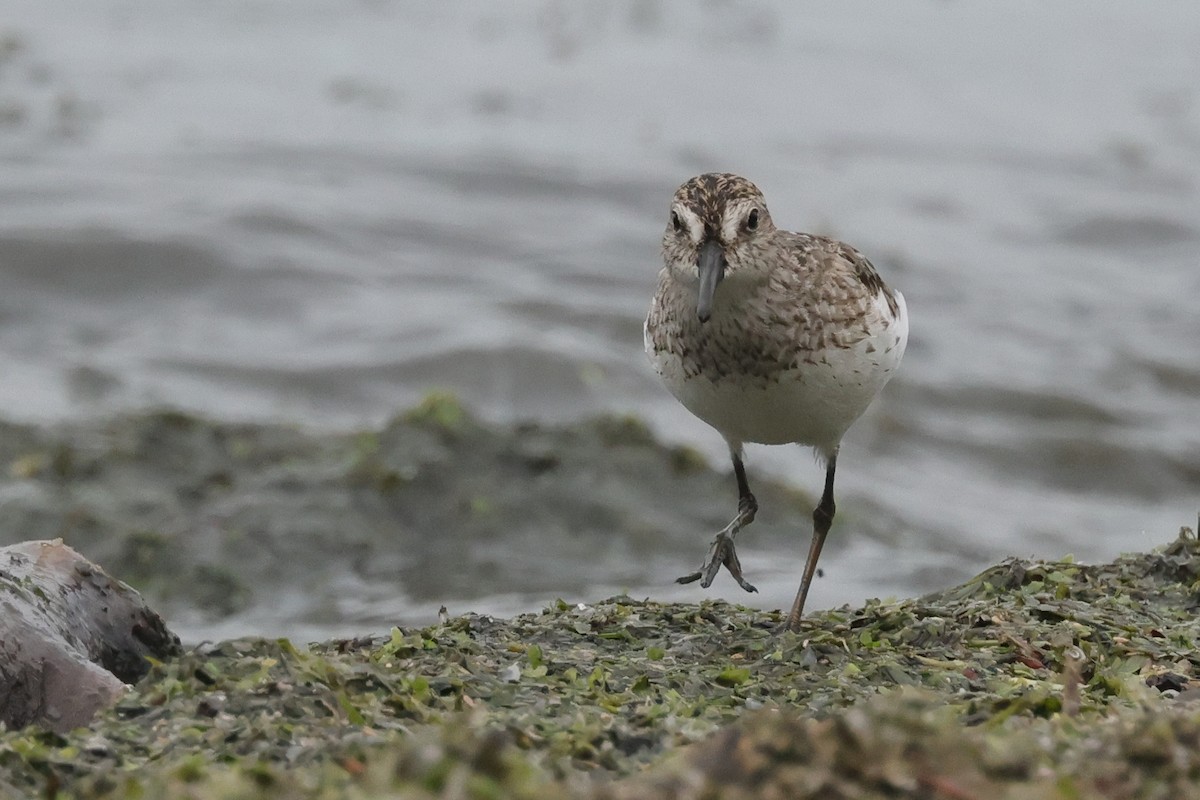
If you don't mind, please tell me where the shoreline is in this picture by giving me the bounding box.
[2,397,1198,796]
[4,530,1200,797]
[0,394,840,642]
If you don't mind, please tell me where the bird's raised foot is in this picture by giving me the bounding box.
[675,531,757,593]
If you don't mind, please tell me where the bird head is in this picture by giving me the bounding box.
[661,173,776,323]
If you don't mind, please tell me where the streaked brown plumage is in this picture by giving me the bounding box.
[645,173,907,631]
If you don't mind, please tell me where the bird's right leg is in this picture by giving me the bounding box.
[676,446,758,592]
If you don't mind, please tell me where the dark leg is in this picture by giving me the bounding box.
[783,449,838,631]
[676,446,758,592]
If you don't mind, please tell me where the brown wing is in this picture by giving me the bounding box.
[819,237,901,317]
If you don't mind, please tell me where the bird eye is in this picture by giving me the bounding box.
[671,211,684,233]
[746,208,760,231]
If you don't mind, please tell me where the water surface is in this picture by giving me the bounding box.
[1,1,1198,638]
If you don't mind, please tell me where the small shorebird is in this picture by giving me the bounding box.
[645,173,908,632]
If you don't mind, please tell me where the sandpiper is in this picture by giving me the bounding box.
[644,173,908,632]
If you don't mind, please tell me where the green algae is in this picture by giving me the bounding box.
[403,391,471,435]
[5,529,1200,797]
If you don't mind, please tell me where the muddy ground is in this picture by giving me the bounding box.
[2,399,1199,798]
[3,533,1200,797]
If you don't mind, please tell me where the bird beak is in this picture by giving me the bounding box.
[696,239,725,323]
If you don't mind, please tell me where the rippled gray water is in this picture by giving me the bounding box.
[1,1,1198,638]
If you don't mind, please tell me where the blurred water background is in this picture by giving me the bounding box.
[1,1,1198,639]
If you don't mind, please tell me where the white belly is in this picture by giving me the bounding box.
[647,291,907,453]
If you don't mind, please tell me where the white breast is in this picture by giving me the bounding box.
[646,289,907,454]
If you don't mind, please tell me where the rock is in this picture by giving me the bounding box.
[0,539,180,732]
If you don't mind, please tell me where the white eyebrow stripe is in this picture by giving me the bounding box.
[674,204,705,245]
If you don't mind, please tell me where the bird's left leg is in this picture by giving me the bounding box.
[782,448,838,631]
[677,445,758,592]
